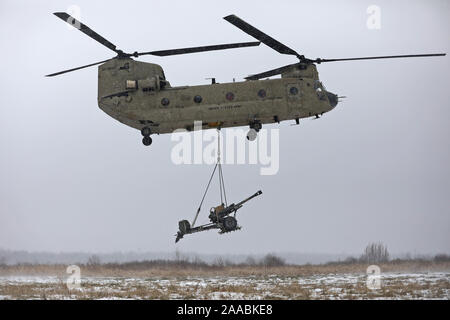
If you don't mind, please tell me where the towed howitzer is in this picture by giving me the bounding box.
[175,190,262,242]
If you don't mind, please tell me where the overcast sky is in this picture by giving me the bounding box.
[0,0,449,256]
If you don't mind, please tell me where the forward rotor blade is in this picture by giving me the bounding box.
[315,53,446,63]
[224,14,300,57]
[245,63,299,80]
[53,12,122,55]
[137,41,260,57]
[45,58,111,77]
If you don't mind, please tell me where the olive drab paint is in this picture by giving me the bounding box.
[97,59,337,135]
[47,12,445,146]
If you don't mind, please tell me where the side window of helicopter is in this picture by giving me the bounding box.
[194,95,202,103]
[289,86,299,95]
[226,92,235,101]
[161,98,170,106]
[258,89,266,98]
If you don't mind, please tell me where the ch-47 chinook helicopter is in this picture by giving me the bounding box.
[47,13,446,146]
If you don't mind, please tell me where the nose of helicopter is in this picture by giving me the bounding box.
[327,92,339,108]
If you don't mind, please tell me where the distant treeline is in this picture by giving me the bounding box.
[80,253,287,269]
[326,242,450,265]
[0,249,347,266]
[1,243,449,267]
[1,252,449,269]
[326,253,450,265]
[95,253,450,269]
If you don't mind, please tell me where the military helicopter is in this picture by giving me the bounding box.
[47,13,446,146]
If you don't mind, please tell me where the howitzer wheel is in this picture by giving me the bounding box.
[223,216,237,231]
[178,220,191,234]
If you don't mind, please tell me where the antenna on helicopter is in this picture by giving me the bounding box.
[205,77,217,84]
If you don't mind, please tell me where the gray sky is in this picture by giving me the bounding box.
[0,0,449,256]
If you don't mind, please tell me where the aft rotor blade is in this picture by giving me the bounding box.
[137,41,260,57]
[53,12,122,55]
[45,58,111,77]
[315,53,446,63]
[224,14,300,57]
[245,63,299,80]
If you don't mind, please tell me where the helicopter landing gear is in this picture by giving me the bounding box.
[142,136,152,146]
[247,122,261,141]
[141,127,152,146]
[246,129,258,141]
[252,122,262,131]
[141,126,152,136]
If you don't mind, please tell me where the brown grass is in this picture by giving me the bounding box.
[1,260,449,278]
[0,261,448,300]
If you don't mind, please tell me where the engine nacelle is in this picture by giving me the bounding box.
[126,77,161,92]
[98,58,167,100]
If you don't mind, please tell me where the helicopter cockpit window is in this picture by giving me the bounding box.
[314,80,327,101]
[314,80,322,91]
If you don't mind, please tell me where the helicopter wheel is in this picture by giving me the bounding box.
[142,136,152,146]
[141,126,152,136]
[246,128,258,141]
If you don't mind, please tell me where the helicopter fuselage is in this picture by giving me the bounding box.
[47,12,444,146]
[97,58,338,135]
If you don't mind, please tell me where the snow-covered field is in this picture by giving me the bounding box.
[0,272,448,299]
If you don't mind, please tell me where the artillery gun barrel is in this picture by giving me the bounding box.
[235,190,263,208]
[212,190,263,221]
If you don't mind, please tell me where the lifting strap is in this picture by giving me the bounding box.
[191,129,227,227]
